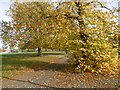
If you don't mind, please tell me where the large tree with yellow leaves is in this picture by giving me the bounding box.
[51,1,119,74]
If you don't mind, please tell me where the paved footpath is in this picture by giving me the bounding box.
[2,56,119,88]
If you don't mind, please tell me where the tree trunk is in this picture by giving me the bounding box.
[75,2,88,59]
[66,50,68,54]
[37,47,42,56]
[27,48,30,52]
[10,49,12,52]
[52,48,53,51]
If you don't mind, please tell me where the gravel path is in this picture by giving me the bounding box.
[2,56,119,88]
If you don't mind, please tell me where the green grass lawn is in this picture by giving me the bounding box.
[2,51,66,79]
[1,51,66,55]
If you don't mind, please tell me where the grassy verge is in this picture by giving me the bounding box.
[2,52,65,79]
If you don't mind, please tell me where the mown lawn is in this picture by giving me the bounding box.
[2,51,65,79]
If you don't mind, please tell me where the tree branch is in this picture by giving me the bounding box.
[97,2,111,11]
[78,1,111,11]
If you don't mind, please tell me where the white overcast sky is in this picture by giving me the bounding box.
[0,0,119,49]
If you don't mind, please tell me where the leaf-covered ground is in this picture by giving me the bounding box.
[2,56,118,88]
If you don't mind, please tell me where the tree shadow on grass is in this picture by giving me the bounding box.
[2,53,48,66]
[2,52,65,68]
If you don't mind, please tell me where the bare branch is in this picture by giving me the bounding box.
[97,2,111,11]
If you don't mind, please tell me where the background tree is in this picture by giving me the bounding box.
[1,21,16,52]
[6,2,55,56]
